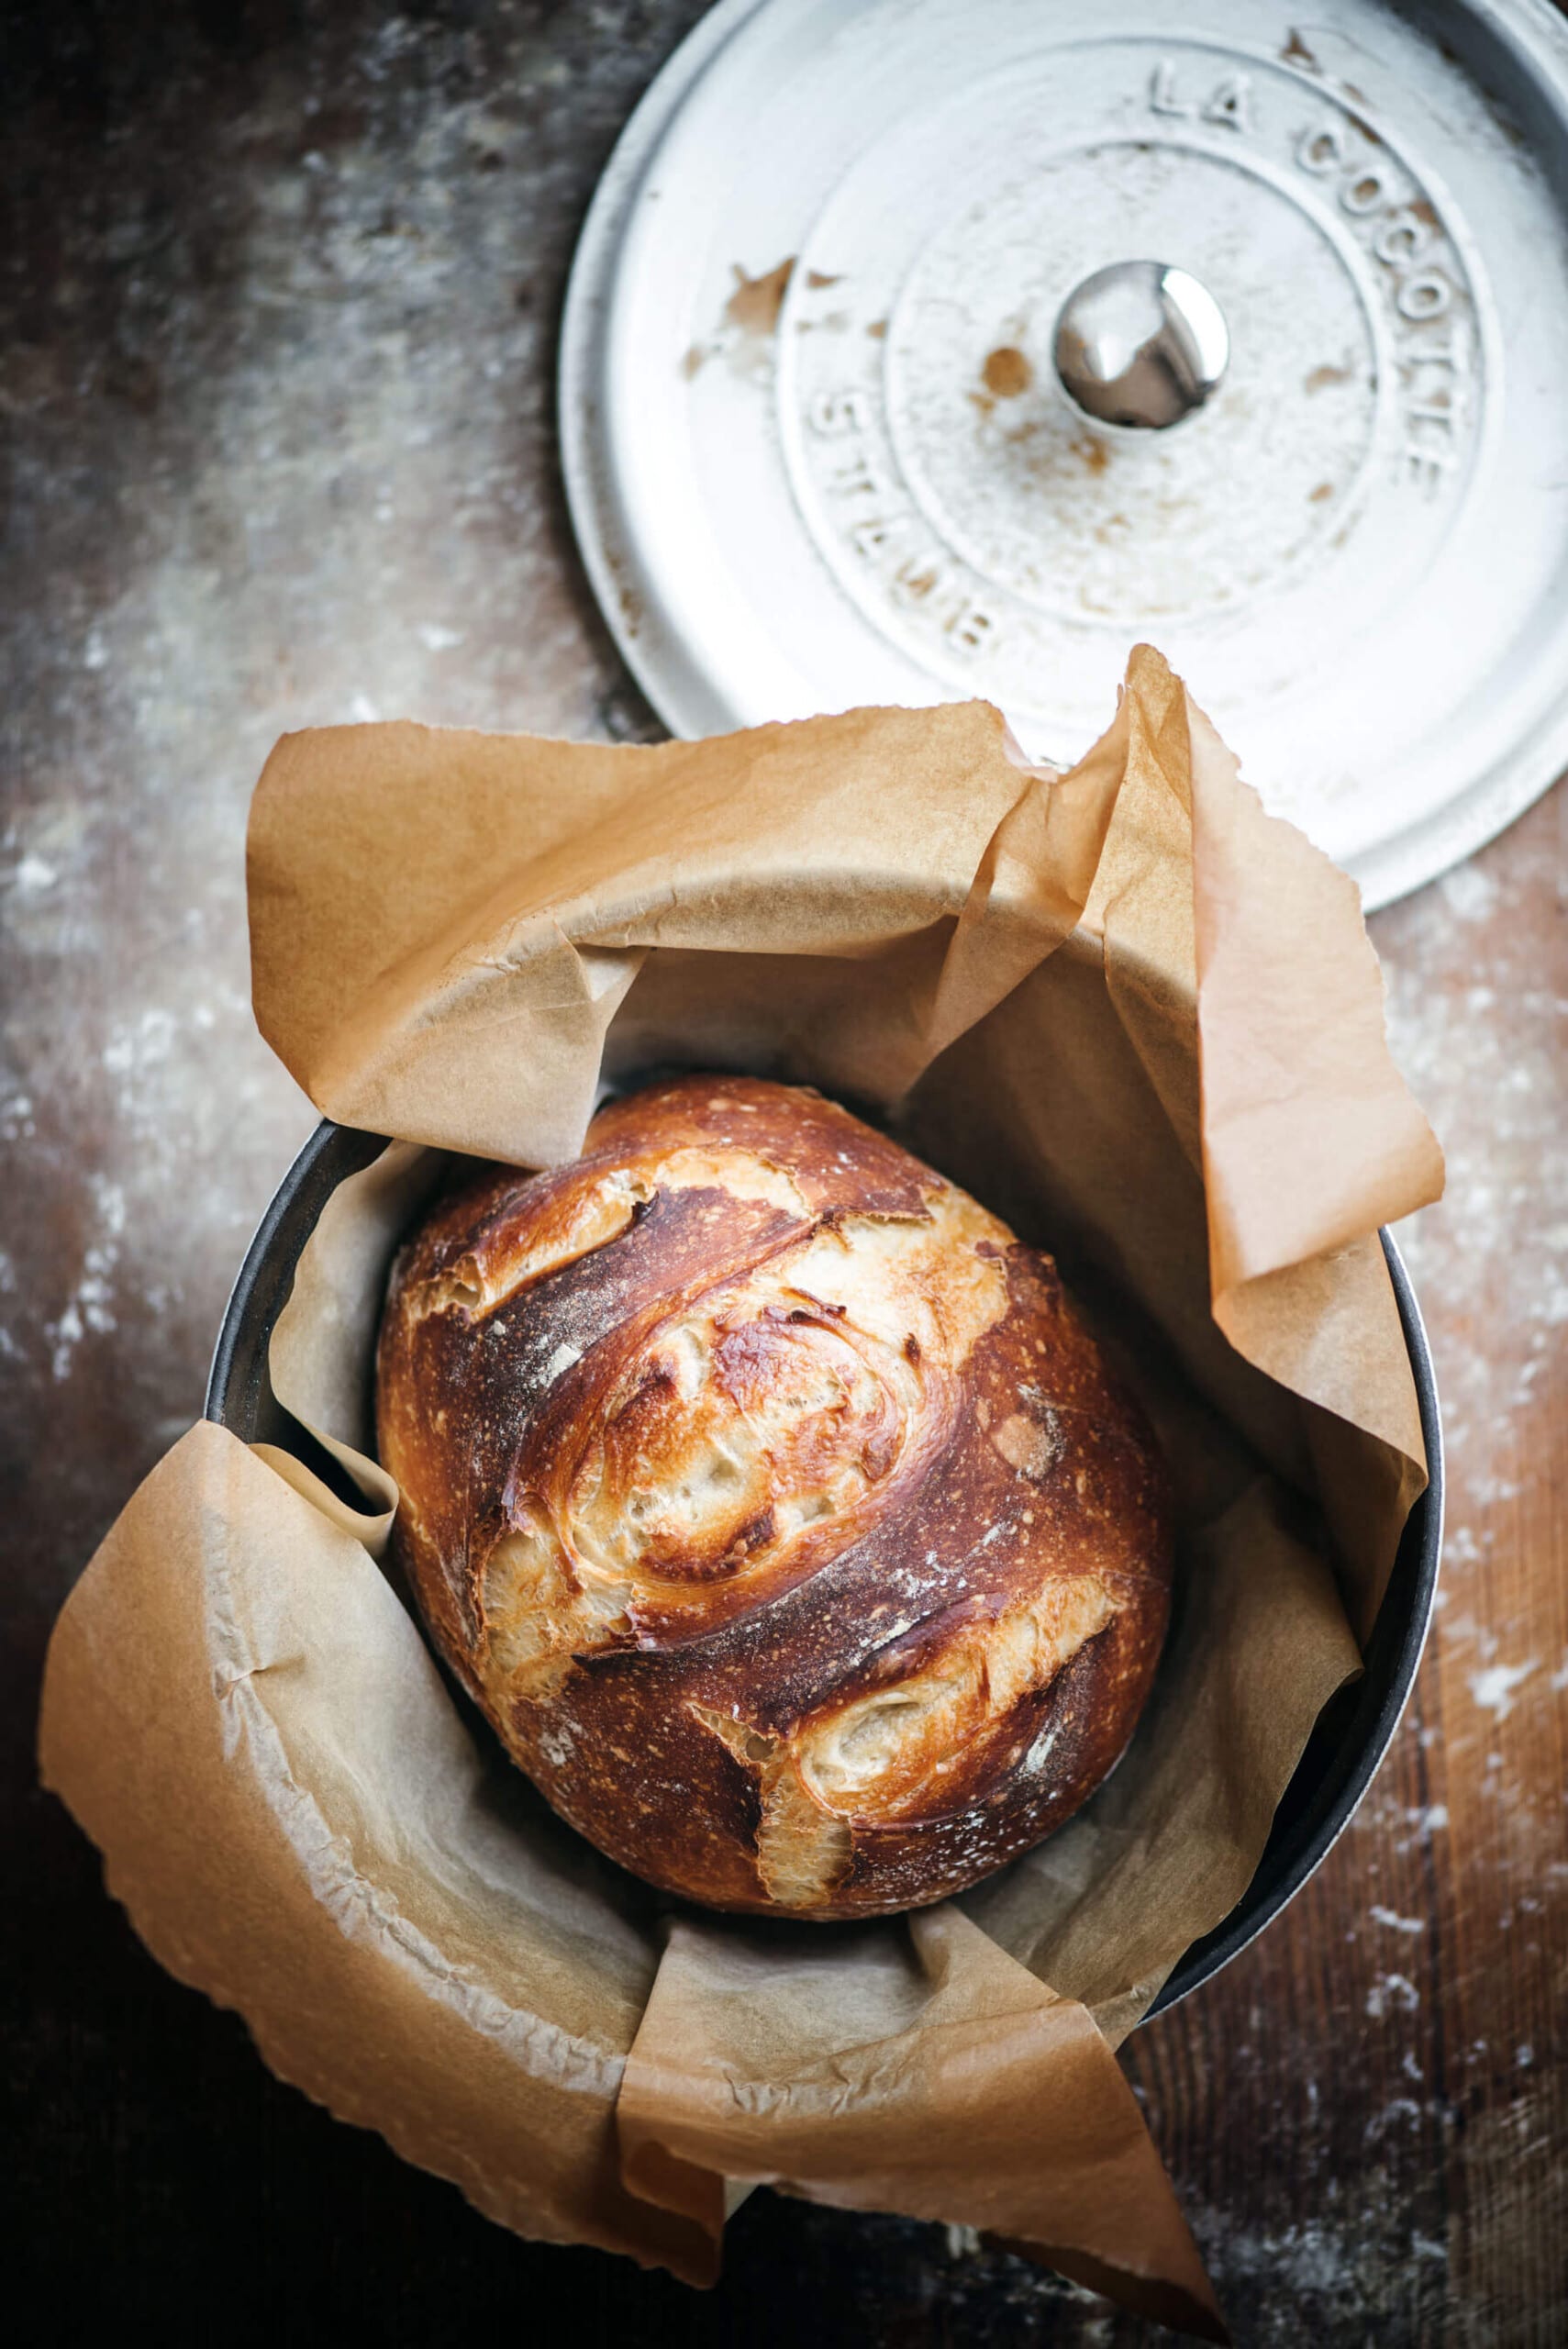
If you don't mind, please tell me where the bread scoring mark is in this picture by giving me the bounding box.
[533,1186,1011,1631]
[795,1573,1116,1821]
[779,1192,1008,1363]
[407,1260,488,1318]
[405,1167,655,1323]
[651,1144,807,1218]
[478,1506,622,1699]
[482,1230,1156,1731]
[554,1275,920,1610]
[691,1702,853,1907]
[409,1149,806,1333]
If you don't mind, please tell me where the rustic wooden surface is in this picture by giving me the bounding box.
[4,6,1563,2343]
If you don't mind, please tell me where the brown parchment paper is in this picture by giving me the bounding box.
[39,648,1442,2340]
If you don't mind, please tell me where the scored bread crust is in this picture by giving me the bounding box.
[375,1074,1172,1919]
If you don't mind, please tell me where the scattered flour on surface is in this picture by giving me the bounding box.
[1363,2098,1423,2144]
[1438,863,1500,923]
[1469,1660,1539,1719]
[45,1176,126,1381]
[1369,1905,1425,1935]
[1366,1973,1421,2019]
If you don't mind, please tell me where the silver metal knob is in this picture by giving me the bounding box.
[1053,262,1229,430]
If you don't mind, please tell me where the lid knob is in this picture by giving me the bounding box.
[1053,262,1229,429]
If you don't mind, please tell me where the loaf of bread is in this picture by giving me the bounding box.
[375,1075,1171,1918]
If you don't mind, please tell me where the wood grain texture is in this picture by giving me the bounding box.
[4,5,1563,2343]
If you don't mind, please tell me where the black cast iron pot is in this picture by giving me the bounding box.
[206,1118,1443,2011]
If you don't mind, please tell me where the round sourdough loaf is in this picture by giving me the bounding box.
[375,1074,1171,1918]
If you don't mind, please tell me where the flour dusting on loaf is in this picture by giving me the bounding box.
[375,1074,1171,1919]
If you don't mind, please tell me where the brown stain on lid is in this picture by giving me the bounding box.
[982,345,1033,399]
[725,257,796,337]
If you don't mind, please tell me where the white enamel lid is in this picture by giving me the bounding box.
[561,0,1568,907]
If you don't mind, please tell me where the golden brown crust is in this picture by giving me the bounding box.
[375,1074,1171,1919]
